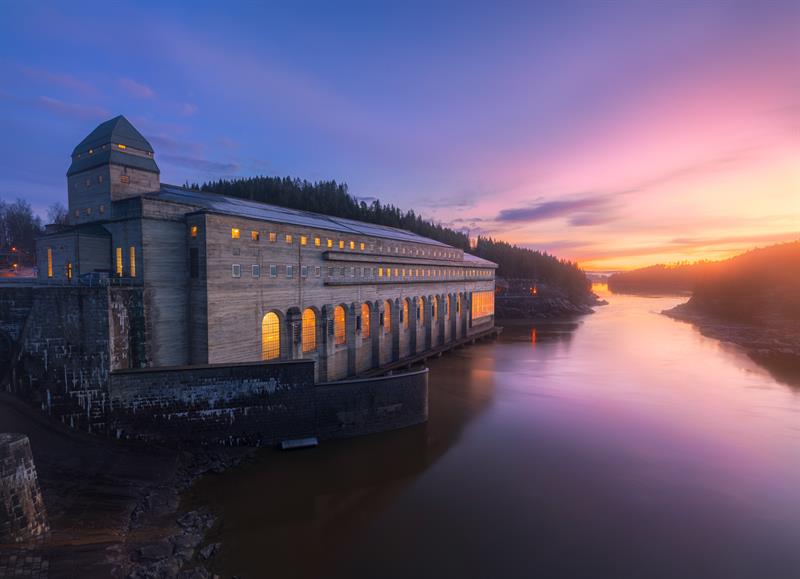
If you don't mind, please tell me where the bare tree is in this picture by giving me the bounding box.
[47,202,69,225]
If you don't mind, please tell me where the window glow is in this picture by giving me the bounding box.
[403,299,410,329]
[302,308,316,353]
[261,312,280,360]
[315,237,321,247]
[117,143,126,150]
[349,240,355,250]
[334,305,346,345]
[269,232,277,242]
[472,291,495,320]
[327,239,333,248]
[285,234,292,244]
[66,262,73,280]
[383,300,392,331]
[251,230,259,241]
[301,235,307,246]
[231,228,240,239]
[339,240,345,249]
[361,303,370,338]
[47,248,53,278]
[129,246,136,277]
[116,247,123,277]
[191,225,198,238]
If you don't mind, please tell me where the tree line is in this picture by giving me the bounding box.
[0,198,66,267]
[197,176,592,300]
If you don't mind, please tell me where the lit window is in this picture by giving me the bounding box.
[394,268,398,277]
[433,297,438,320]
[231,228,240,239]
[403,299,410,329]
[261,312,280,360]
[116,247,123,277]
[269,232,277,242]
[361,303,371,338]
[383,300,392,331]
[339,240,345,249]
[471,290,495,320]
[300,235,307,246]
[47,248,53,278]
[129,246,136,277]
[120,175,130,184]
[349,240,355,250]
[378,267,384,277]
[66,262,73,281]
[285,234,292,244]
[117,143,127,150]
[314,237,321,247]
[360,242,365,250]
[251,230,259,241]
[191,225,198,238]
[252,264,260,278]
[327,239,333,248]
[334,305,346,345]
[302,308,316,353]
[232,264,241,278]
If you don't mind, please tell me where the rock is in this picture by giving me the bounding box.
[137,540,173,561]
[199,542,220,560]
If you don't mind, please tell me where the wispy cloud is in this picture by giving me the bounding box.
[160,154,240,174]
[37,96,109,120]
[496,194,618,226]
[20,65,96,96]
[118,78,155,99]
[180,103,198,116]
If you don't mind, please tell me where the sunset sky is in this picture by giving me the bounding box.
[0,1,797,270]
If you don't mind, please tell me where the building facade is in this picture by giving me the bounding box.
[37,116,497,381]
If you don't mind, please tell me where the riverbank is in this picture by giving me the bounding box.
[0,391,251,578]
[495,295,603,319]
[663,302,800,386]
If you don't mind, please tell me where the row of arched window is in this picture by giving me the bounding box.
[260,294,468,361]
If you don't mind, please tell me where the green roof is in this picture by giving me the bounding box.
[71,115,154,155]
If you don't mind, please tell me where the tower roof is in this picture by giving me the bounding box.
[67,115,159,177]
[71,115,154,155]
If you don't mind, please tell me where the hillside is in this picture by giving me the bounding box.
[197,177,593,303]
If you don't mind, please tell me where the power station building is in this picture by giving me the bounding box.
[36,115,497,381]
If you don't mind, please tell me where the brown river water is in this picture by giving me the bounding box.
[186,288,800,579]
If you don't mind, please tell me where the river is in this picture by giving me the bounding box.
[186,288,800,579]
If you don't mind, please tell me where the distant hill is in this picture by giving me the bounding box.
[607,261,716,294]
[196,177,592,302]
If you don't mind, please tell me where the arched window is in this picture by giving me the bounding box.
[261,312,280,360]
[383,300,392,332]
[457,294,462,315]
[446,296,452,320]
[433,297,439,320]
[403,299,410,329]
[334,305,346,345]
[418,297,425,321]
[361,303,371,338]
[302,308,316,353]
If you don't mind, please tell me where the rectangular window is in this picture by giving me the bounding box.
[285,234,292,244]
[190,225,198,238]
[471,290,495,320]
[47,248,53,278]
[120,175,130,184]
[232,264,241,278]
[360,242,365,251]
[315,266,321,277]
[129,246,136,277]
[300,235,307,246]
[252,264,260,278]
[231,228,240,239]
[190,248,199,278]
[287,265,294,278]
[251,230,259,241]
[394,268,399,277]
[301,265,309,277]
[269,232,277,242]
[116,247,123,277]
[66,262,73,280]
[270,264,277,277]
[328,267,334,276]
[349,240,355,250]
[315,237,321,247]
[339,240,345,249]
[327,239,333,248]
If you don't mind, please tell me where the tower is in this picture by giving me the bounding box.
[66,115,160,224]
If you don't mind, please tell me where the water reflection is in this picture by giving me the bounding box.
[188,292,800,579]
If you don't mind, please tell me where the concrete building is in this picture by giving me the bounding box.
[36,115,497,381]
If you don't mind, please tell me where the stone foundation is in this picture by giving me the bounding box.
[0,434,48,543]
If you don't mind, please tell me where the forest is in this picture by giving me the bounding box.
[197,176,592,301]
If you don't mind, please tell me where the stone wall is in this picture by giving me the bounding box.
[106,361,428,445]
[0,286,143,433]
[0,434,48,544]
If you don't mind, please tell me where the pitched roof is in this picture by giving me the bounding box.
[67,149,160,177]
[72,115,154,155]
[152,184,456,248]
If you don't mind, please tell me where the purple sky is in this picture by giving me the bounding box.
[1,1,798,269]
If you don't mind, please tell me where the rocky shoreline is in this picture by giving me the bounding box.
[663,302,800,386]
[495,295,604,319]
